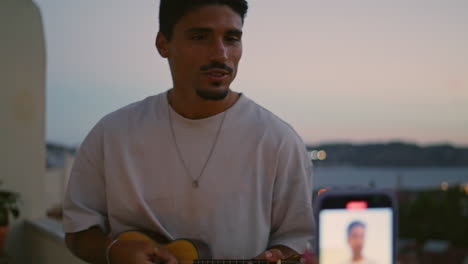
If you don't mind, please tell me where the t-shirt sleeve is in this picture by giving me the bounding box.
[62,120,109,234]
[268,133,315,254]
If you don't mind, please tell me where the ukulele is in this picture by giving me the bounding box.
[116,230,306,264]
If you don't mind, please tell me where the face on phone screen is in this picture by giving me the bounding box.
[319,200,393,264]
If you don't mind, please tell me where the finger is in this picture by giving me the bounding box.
[153,247,178,264]
[254,249,284,261]
[265,249,284,262]
[253,250,269,260]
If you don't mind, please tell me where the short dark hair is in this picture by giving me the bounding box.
[347,221,365,236]
[159,0,248,41]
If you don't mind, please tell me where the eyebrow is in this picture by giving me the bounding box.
[186,27,243,35]
[226,29,243,36]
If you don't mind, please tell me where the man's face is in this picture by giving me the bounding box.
[348,225,365,256]
[158,5,243,101]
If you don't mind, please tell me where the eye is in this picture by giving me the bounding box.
[225,36,241,43]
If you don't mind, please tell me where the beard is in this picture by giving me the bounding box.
[195,82,230,101]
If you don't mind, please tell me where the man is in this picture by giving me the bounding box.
[63,1,314,264]
[342,221,375,264]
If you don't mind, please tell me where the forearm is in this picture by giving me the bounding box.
[65,225,111,264]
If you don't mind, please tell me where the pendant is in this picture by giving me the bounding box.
[192,180,199,188]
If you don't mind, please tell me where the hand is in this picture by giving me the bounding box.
[254,247,318,264]
[108,239,178,264]
[254,249,285,262]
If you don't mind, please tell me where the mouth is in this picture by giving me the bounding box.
[202,69,231,82]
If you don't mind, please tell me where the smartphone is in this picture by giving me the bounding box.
[314,188,397,264]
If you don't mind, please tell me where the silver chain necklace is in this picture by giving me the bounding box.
[167,100,228,189]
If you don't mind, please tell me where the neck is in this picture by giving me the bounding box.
[352,254,363,262]
[168,88,239,119]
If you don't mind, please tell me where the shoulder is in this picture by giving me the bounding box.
[100,94,160,128]
[237,94,304,146]
[81,93,163,146]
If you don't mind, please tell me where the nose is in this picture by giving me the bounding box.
[209,39,228,62]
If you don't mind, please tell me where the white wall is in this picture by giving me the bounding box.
[24,220,87,264]
[0,0,47,262]
[0,0,46,220]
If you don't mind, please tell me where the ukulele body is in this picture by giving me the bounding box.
[117,230,211,263]
[117,230,302,264]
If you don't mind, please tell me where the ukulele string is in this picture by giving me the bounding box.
[175,261,301,264]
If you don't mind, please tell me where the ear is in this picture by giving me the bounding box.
[156,32,169,58]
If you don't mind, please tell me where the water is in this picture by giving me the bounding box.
[312,166,468,190]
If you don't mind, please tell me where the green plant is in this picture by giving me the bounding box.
[399,187,468,247]
[0,190,20,226]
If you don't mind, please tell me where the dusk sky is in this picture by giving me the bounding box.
[35,0,468,147]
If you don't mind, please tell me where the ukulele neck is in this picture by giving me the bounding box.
[194,260,299,264]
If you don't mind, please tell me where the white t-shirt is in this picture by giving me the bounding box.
[63,91,314,258]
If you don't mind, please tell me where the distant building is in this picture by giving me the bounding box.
[46,143,75,169]
[45,143,76,213]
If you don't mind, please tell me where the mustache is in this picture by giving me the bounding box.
[200,62,233,74]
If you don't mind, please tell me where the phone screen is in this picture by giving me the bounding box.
[318,193,394,264]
